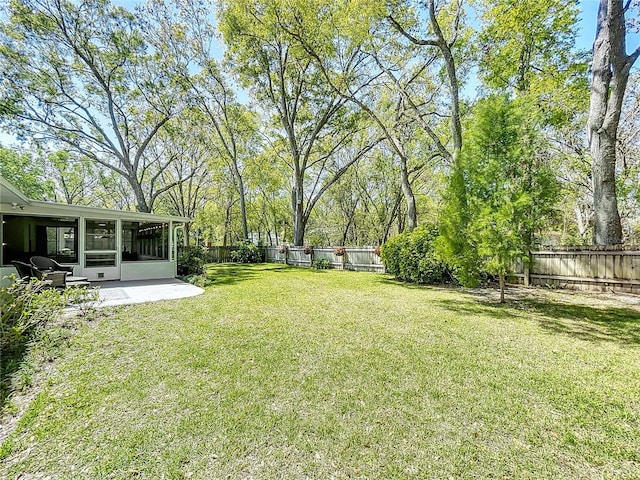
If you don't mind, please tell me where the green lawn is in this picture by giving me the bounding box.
[2,264,640,479]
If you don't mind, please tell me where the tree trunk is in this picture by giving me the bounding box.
[237,176,249,241]
[292,180,306,246]
[499,272,505,304]
[131,179,151,213]
[399,156,417,232]
[232,162,249,241]
[587,0,639,245]
[591,132,622,244]
[184,222,191,246]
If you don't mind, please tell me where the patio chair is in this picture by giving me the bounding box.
[11,260,38,280]
[30,256,90,285]
[30,256,74,274]
[11,260,60,287]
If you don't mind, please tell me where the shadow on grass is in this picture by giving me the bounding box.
[438,291,640,346]
[516,299,640,345]
[204,263,289,286]
[375,274,640,345]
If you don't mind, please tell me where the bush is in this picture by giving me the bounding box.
[65,286,102,320]
[380,224,448,284]
[177,246,206,275]
[312,258,331,270]
[230,241,263,263]
[181,273,214,288]
[1,277,66,404]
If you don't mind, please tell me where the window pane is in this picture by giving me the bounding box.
[121,221,168,261]
[2,215,78,265]
[47,227,75,258]
[85,220,116,251]
[85,252,116,267]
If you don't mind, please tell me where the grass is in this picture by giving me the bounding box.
[1,263,640,479]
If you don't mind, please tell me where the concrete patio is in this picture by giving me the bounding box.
[92,278,204,307]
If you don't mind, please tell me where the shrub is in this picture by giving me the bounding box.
[312,258,331,270]
[230,241,263,263]
[177,246,206,275]
[1,277,66,404]
[181,273,214,288]
[380,224,448,284]
[65,286,102,320]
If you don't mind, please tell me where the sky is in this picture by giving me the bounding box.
[1,0,638,147]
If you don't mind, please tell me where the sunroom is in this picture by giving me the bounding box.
[0,176,189,284]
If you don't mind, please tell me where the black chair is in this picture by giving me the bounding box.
[11,260,37,280]
[30,256,90,285]
[30,256,74,274]
[11,260,61,287]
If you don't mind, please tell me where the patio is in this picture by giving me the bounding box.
[92,278,204,307]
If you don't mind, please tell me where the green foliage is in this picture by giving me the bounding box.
[438,95,560,293]
[230,241,264,263]
[436,166,485,287]
[1,276,66,404]
[64,286,101,320]
[181,274,214,288]
[312,258,331,270]
[0,146,53,200]
[177,246,206,275]
[380,224,448,284]
[477,0,588,126]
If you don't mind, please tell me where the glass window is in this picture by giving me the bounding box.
[122,221,168,261]
[2,215,78,265]
[85,252,116,267]
[85,220,116,251]
[47,226,75,258]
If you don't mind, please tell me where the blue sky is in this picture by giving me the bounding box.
[1,0,638,146]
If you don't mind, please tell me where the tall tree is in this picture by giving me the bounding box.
[278,1,453,232]
[46,150,97,205]
[0,145,53,199]
[139,0,257,240]
[588,0,640,244]
[218,0,379,245]
[0,0,189,212]
[146,114,214,243]
[444,96,559,300]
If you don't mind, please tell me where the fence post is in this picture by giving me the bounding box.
[523,252,530,287]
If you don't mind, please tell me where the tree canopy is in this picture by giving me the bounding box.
[1,0,639,253]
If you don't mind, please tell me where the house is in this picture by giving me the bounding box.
[1,176,189,285]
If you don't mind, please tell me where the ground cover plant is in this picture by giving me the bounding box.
[1,264,639,478]
[0,278,67,406]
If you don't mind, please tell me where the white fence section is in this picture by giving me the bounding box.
[264,246,385,273]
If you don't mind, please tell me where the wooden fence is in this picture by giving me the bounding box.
[512,246,640,294]
[192,244,640,294]
[264,246,385,273]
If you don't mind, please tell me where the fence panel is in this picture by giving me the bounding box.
[259,246,384,272]
[287,247,312,267]
[512,247,640,294]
